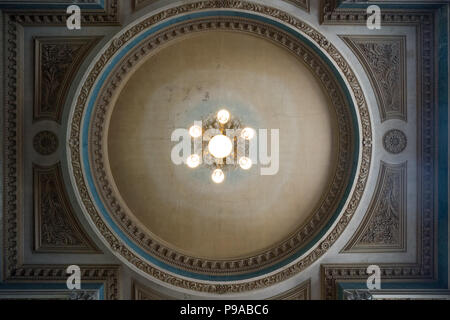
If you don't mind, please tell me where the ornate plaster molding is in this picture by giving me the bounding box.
[90,17,355,276]
[320,0,436,25]
[69,290,100,300]
[318,0,438,298]
[3,0,120,26]
[343,161,407,252]
[33,163,100,253]
[284,0,310,12]
[0,289,99,300]
[34,37,100,123]
[383,129,407,154]
[132,0,156,12]
[2,14,120,300]
[321,263,431,300]
[68,0,372,293]
[341,35,406,122]
[33,130,59,156]
[133,0,310,12]
[268,279,311,300]
[132,280,174,300]
[7,264,120,300]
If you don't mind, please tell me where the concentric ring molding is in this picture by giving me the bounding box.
[67,1,372,294]
[96,16,355,277]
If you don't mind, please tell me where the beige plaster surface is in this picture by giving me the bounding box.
[107,31,338,259]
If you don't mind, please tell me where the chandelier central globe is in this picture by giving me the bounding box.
[208,134,233,159]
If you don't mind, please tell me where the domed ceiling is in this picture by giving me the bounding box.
[69,8,365,289]
[107,31,339,260]
[2,0,448,301]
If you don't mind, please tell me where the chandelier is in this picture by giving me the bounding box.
[185,109,255,183]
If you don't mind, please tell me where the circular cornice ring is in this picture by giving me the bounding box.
[67,1,372,294]
[383,129,407,154]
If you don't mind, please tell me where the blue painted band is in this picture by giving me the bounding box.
[80,10,361,281]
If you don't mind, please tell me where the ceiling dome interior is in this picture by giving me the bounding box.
[107,31,339,259]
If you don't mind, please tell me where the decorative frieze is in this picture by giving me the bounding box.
[33,130,59,156]
[268,280,311,300]
[34,37,99,123]
[33,163,99,253]
[343,161,407,252]
[383,129,407,154]
[68,1,372,293]
[4,0,119,26]
[319,0,438,298]
[2,6,119,301]
[341,36,406,122]
[132,281,173,300]
[285,0,310,11]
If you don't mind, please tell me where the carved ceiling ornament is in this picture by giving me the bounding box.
[33,130,59,156]
[268,279,311,300]
[343,161,406,252]
[67,1,372,294]
[132,280,174,300]
[33,163,100,253]
[34,37,100,123]
[132,0,310,12]
[2,14,120,299]
[319,0,441,299]
[285,0,310,11]
[341,36,406,122]
[90,18,355,276]
[6,0,119,26]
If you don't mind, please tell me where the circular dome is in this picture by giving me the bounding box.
[107,31,339,260]
[68,7,371,293]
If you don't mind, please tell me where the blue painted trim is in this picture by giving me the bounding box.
[81,10,361,281]
[437,5,449,289]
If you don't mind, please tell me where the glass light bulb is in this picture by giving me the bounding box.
[211,169,225,184]
[208,135,233,159]
[186,154,200,168]
[239,157,252,170]
[241,127,255,140]
[217,109,230,124]
[189,125,202,138]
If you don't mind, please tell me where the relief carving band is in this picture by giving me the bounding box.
[344,161,407,252]
[341,36,406,122]
[68,2,372,294]
[88,17,357,276]
[34,37,99,122]
[33,163,99,253]
[268,280,311,300]
[1,0,448,303]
